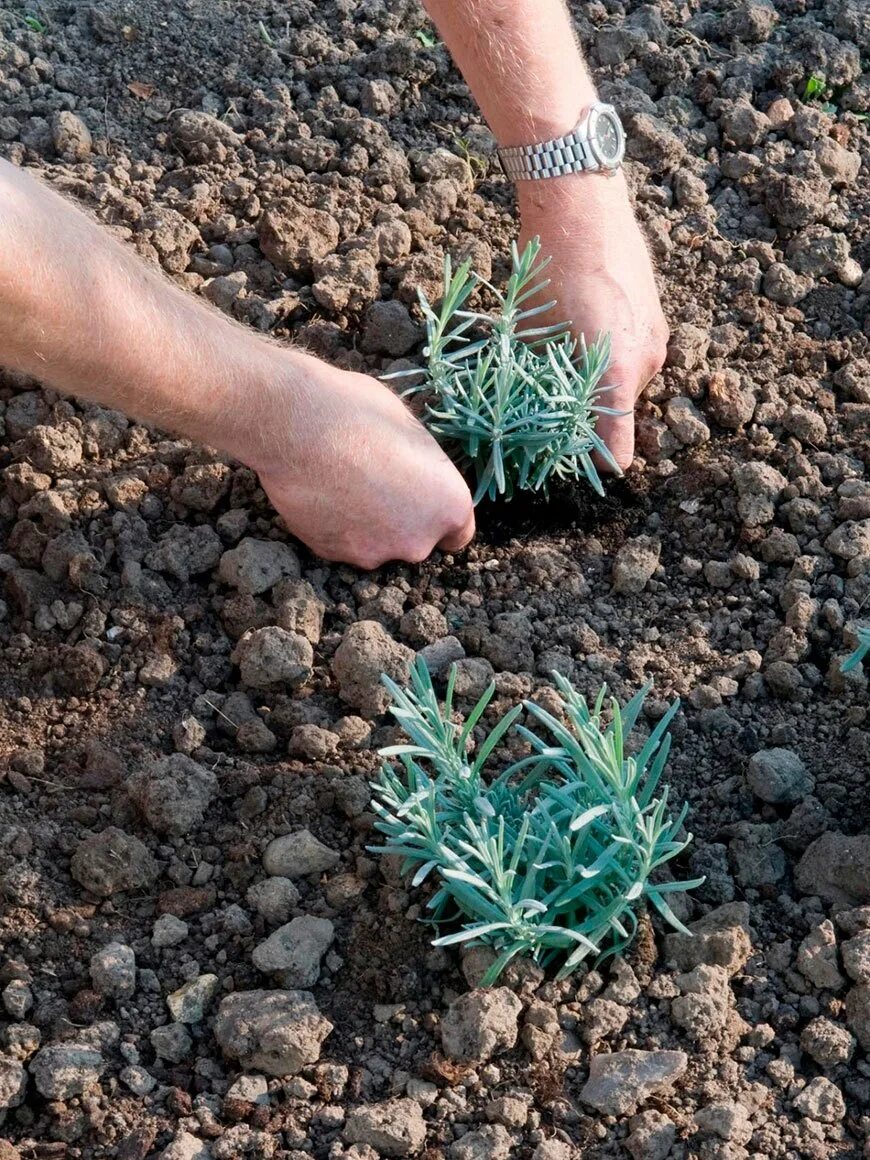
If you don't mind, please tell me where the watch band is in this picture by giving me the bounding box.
[498,122,596,182]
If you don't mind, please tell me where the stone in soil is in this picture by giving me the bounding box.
[795,832,870,907]
[611,536,661,594]
[150,1022,193,1064]
[166,974,219,1023]
[29,1043,104,1099]
[217,537,300,594]
[792,1076,846,1123]
[579,1049,688,1116]
[213,989,333,1076]
[343,1097,427,1157]
[70,827,159,897]
[331,620,415,715]
[262,829,340,878]
[251,915,335,987]
[745,746,814,803]
[158,1131,212,1160]
[246,876,300,925]
[89,941,136,999]
[440,988,523,1063]
[126,753,218,836]
[232,626,314,689]
[663,901,752,975]
[0,1057,27,1113]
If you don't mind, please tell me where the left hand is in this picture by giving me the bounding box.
[518,171,669,472]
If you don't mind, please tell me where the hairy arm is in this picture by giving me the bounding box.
[0,158,305,465]
[423,0,669,470]
[0,160,474,566]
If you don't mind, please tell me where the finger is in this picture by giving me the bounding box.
[438,506,476,553]
[593,407,635,474]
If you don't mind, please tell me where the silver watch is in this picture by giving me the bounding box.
[498,102,626,181]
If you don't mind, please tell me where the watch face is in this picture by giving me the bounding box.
[590,106,625,168]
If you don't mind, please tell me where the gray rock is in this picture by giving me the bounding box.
[258,199,341,276]
[332,621,415,715]
[2,979,33,1019]
[842,931,870,983]
[612,536,661,595]
[89,941,136,999]
[70,827,159,897]
[797,921,845,991]
[167,974,219,1023]
[845,985,870,1051]
[217,537,300,595]
[693,1100,752,1144]
[29,1043,104,1099]
[792,1076,846,1123]
[150,1022,193,1064]
[441,988,523,1062]
[127,754,218,836]
[214,989,333,1076]
[120,1064,156,1095]
[274,579,326,644]
[252,916,335,987]
[729,822,786,887]
[152,914,189,948]
[579,1049,688,1116]
[449,1124,512,1160]
[732,462,788,527]
[532,1142,577,1160]
[52,110,92,158]
[746,747,814,804]
[400,605,449,646]
[344,1097,427,1157]
[144,524,222,581]
[263,830,340,878]
[663,901,752,975]
[170,108,241,150]
[796,832,870,907]
[246,877,300,925]
[232,626,313,689]
[665,397,710,446]
[800,1017,855,1068]
[159,1130,213,1160]
[417,636,465,677]
[826,519,870,561]
[625,1110,676,1160]
[362,300,421,356]
[0,1055,27,1112]
[225,1073,270,1105]
[287,724,338,761]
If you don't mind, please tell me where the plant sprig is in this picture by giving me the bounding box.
[369,660,701,984]
[842,625,870,674]
[390,238,623,504]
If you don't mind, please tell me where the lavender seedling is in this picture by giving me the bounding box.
[369,660,701,984]
[391,238,623,504]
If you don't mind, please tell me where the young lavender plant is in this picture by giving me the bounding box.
[369,660,701,984]
[391,238,623,504]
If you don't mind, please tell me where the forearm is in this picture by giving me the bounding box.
[0,160,308,468]
[422,0,596,146]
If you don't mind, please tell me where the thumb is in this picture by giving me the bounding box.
[438,506,476,553]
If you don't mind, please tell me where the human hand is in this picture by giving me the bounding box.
[245,355,475,570]
[519,171,669,471]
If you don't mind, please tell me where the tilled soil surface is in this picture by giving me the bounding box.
[1,1,870,1158]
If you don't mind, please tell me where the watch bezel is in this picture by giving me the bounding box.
[587,103,626,170]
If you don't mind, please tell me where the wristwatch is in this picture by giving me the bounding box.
[497,102,626,182]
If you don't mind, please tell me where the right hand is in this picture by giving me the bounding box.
[248,360,475,570]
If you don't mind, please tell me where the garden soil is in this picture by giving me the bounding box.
[1,0,870,1157]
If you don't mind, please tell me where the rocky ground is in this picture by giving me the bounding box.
[1,0,870,1157]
